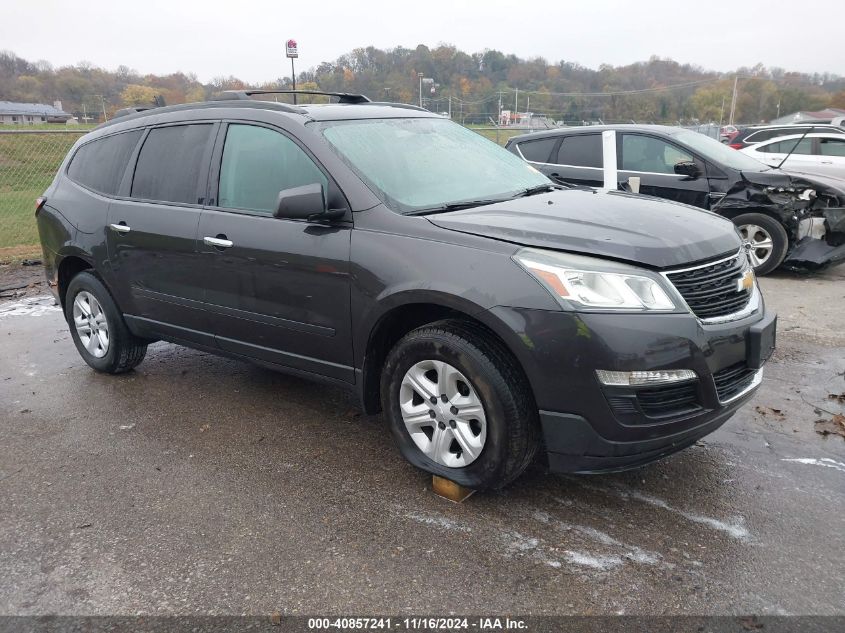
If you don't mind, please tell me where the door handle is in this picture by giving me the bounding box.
[820,160,833,164]
[203,235,234,249]
[109,223,131,233]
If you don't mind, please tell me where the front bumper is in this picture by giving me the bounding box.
[486,303,775,474]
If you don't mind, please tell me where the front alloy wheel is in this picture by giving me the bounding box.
[731,212,789,275]
[399,360,487,468]
[737,223,774,269]
[381,320,540,490]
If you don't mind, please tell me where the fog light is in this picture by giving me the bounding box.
[596,369,697,387]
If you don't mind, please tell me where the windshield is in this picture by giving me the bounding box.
[318,117,550,214]
[670,129,770,172]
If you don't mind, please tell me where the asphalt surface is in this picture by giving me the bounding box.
[0,264,843,616]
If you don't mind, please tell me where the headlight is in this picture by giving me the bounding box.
[513,248,680,312]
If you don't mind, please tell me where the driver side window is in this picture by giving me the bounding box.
[218,124,328,214]
[621,134,693,175]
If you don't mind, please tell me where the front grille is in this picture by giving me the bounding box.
[713,362,757,402]
[665,252,751,320]
[636,382,701,418]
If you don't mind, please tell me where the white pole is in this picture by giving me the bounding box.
[601,130,618,192]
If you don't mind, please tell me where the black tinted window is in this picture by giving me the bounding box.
[554,134,602,168]
[67,130,142,195]
[516,137,557,162]
[621,134,694,174]
[131,124,212,204]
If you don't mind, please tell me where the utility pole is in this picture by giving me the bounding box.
[93,95,107,122]
[448,94,452,119]
[419,73,423,108]
[728,75,739,126]
[515,87,518,113]
[498,91,502,124]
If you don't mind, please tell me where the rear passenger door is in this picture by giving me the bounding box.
[528,133,605,187]
[107,122,218,345]
[197,122,354,382]
[617,133,709,208]
[816,136,845,178]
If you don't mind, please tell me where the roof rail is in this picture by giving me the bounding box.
[112,95,167,120]
[113,106,155,119]
[214,90,371,104]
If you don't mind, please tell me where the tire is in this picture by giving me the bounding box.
[732,212,789,276]
[381,319,539,490]
[65,271,147,374]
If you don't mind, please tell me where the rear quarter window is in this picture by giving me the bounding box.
[131,124,213,204]
[66,130,143,195]
[515,137,557,162]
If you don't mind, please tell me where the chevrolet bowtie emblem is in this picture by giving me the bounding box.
[736,269,754,292]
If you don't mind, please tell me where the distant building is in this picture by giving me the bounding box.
[770,107,845,125]
[0,100,72,124]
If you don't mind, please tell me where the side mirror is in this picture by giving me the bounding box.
[674,160,701,179]
[274,183,343,221]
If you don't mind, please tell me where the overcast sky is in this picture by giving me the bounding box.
[3,0,843,82]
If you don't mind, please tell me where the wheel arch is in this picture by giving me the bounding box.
[358,294,537,415]
[56,252,95,309]
[717,207,795,239]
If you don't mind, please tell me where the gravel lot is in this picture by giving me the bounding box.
[0,262,843,616]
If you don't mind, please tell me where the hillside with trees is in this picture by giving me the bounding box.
[2,45,844,125]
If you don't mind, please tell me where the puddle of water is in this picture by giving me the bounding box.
[782,458,845,473]
[0,296,60,319]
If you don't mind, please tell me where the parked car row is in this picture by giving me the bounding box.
[739,133,845,179]
[727,122,845,150]
[37,90,777,490]
[505,124,845,274]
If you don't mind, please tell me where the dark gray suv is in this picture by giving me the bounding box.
[36,91,776,489]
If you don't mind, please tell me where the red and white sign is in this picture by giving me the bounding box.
[286,39,298,59]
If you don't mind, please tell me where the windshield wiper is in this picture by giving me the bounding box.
[513,183,566,198]
[405,199,505,216]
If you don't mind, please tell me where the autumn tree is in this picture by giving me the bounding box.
[120,84,158,106]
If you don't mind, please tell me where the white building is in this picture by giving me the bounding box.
[0,101,72,124]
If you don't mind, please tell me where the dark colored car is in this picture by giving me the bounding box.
[727,124,845,150]
[36,92,776,490]
[506,125,845,275]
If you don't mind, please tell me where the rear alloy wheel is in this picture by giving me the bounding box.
[732,213,789,275]
[381,320,539,490]
[65,271,148,374]
[72,291,110,358]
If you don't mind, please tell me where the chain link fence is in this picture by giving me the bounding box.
[0,121,727,258]
[0,129,88,258]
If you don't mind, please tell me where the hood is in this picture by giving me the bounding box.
[739,167,845,194]
[426,189,741,269]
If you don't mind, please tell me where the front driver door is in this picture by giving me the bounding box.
[617,133,710,208]
[197,122,355,382]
